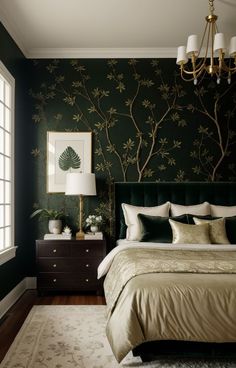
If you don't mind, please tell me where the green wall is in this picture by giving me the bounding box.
[0,23,33,299]
[29,59,236,238]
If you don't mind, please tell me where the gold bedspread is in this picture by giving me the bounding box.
[104,248,236,362]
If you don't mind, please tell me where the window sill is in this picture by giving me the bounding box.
[0,247,17,266]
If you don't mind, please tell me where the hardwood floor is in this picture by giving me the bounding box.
[0,290,105,363]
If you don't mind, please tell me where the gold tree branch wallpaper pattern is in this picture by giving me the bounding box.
[29,59,236,237]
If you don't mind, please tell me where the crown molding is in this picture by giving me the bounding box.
[1,10,177,59]
[26,47,177,59]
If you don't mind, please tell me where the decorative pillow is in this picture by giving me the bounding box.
[121,202,170,241]
[169,219,211,244]
[193,217,230,244]
[210,204,236,217]
[138,214,188,243]
[170,202,210,217]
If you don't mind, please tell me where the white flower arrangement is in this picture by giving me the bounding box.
[85,215,103,227]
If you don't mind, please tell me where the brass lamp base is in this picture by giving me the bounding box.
[76,230,85,240]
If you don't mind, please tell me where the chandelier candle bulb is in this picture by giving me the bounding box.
[214,33,226,53]
[176,46,188,65]
[186,35,199,56]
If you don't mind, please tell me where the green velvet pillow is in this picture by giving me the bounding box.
[138,214,188,243]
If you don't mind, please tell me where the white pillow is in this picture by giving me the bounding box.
[122,202,170,241]
[170,202,210,217]
[210,204,236,217]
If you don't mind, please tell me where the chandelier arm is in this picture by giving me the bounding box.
[221,59,236,73]
[180,67,195,82]
[210,23,215,70]
[181,60,206,76]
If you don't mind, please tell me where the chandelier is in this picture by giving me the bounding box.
[176,0,236,85]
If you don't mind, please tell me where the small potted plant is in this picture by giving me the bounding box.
[85,215,103,233]
[30,208,65,234]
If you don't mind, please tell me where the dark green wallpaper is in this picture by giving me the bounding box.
[29,58,236,238]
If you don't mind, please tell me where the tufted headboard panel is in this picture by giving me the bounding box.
[114,182,236,240]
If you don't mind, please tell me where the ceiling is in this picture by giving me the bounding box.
[0,0,236,58]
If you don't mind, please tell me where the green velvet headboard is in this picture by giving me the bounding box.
[114,182,236,240]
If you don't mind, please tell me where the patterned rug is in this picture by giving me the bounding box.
[0,305,235,368]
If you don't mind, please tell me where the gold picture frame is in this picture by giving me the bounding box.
[47,131,92,193]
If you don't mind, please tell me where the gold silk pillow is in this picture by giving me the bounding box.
[169,219,211,244]
[193,217,230,244]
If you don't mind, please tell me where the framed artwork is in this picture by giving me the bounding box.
[47,131,92,193]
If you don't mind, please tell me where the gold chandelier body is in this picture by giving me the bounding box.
[176,0,236,84]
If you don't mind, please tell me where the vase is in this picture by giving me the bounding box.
[48,220,62,234]
[90,225,98,233]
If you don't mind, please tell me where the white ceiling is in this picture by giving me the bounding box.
[0,0,236,58]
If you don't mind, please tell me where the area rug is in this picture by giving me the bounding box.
[0,305,235,368]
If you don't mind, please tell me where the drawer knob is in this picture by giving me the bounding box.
[85,278,89,282]
[53,279,57,283]
[53,249,57,253]
[85,249,89,253]
[53,264,57,268]
[86,264,90,268]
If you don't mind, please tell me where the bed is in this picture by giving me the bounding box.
[98,182,236,363]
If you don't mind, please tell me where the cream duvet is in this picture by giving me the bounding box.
[98,241,236,362]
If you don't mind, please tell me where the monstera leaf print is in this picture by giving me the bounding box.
[59,146,81,171]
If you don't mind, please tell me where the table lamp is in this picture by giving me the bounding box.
[65,172,96,239]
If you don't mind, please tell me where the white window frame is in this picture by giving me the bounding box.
[0,61,16,265]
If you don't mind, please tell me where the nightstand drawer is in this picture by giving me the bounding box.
[38,258,101,274]
[37,273,99,290]
[37,244,70,257]
[71,242,105,257]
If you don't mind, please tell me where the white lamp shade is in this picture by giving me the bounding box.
[186,35,198,56]
[65,173,96,196]
[214,33,226,52]
[176,46,188,65]
[229,36,236,56]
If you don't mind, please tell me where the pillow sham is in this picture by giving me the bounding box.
[122,202,170,241]
[169,219,211,244]
[193,217,230,244]
[170,202,210,217]
[210,204,236,217]
[138,214,188,243]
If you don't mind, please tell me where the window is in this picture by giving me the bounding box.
[0,61,16,265]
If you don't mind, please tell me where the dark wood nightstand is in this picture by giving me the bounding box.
[36,239,106,295]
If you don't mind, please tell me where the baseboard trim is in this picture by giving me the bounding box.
[0,277,37,320]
